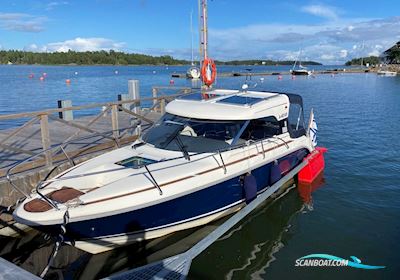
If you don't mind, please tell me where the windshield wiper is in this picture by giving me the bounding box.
[174,134,190,161]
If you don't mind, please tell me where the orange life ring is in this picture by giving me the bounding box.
[201,58,217,86]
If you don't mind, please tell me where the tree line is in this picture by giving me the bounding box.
[344,56,380,66]
[0,50,188,65]
[0,50,324,66]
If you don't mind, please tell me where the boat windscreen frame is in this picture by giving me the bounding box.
[286,93,307,138]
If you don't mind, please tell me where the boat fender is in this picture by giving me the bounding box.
[243,174,257,204]
[270,160,281,185]
[201,58,217,86]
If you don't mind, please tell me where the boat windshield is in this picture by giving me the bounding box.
[142,113,245,153]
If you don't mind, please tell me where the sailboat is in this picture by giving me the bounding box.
[290,49,312,76]
[187,10,201,79]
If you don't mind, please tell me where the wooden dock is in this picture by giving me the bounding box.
[0,85,191,209]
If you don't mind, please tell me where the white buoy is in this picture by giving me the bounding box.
[75,71,78,75]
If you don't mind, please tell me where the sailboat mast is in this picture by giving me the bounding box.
[199,0,208,62]
[190,10,194,66]
[361,41,364,67]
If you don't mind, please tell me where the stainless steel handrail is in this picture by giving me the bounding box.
[5,126,137,199]
[6,130,295,210]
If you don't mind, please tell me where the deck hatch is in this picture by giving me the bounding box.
[116,156,157,169]
[216,95,263,106]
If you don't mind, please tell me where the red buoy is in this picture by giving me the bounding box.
[66,79,71,84]
[298,147,328,184]
[278,75,283,80]
[169,79,174,85]
[28,74,34,79]
[39,76,45,81]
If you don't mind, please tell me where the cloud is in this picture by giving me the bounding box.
[317,17,400,43]
[340,49,348,58]
[368,50,380,57]
[46,1,69,11]
[25,37,126,52]
[301,5,339,20]
[206,15,400,63]
[24,44,39,51]
[0,13,46,32]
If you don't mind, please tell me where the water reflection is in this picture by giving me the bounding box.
[297,173,326,211]
[189,178,326,280]
[0,219,222,279]
[0,177,326,279]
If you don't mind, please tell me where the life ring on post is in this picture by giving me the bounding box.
[201,58,217,86]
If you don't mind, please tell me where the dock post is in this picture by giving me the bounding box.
[152,87,158,111]
[160,98,166,114]
[128,80,140,114]
[117,94,130,111]
[39,114,52,167]
[111,104,119,142]
[128,80,141,135]
[57,100,73,121]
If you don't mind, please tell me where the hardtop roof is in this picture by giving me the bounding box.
[165,89,291,121]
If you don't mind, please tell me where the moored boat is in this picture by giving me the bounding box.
[13,88,316,254]
[290,68,312,76]
[377,70,397,76]
[186,66,201,79]
[186,10,201,80]
[290,49,312,76]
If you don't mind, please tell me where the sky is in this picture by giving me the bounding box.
[0,0,400,64]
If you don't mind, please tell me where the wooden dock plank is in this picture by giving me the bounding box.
[0,257,41,280]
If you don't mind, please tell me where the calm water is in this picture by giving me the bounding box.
[0,65,399,279]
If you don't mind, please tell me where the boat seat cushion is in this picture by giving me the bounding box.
[24,199,52,213]
[49,187,84,203]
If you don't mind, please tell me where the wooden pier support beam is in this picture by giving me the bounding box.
[39,114,52,167]
[111,104,119,142]
[160,98,166,114]
[152,87,158,108]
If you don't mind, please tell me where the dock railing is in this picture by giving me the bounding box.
[0,86,192,178]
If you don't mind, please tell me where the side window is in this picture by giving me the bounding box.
[241,117,282,141]
[288,103,306,137]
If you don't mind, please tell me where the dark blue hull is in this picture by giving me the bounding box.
[40,148,308,241]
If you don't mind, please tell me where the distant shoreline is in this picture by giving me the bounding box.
[0,50,323,66]
[1,62,324,67]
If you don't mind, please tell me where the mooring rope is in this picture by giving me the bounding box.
[0,197,25,217]
[40,209,69,278]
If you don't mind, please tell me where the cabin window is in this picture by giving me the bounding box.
[239,117,282,141]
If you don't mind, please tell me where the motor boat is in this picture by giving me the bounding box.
[13,88,315,254]
[377,70,397,76]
